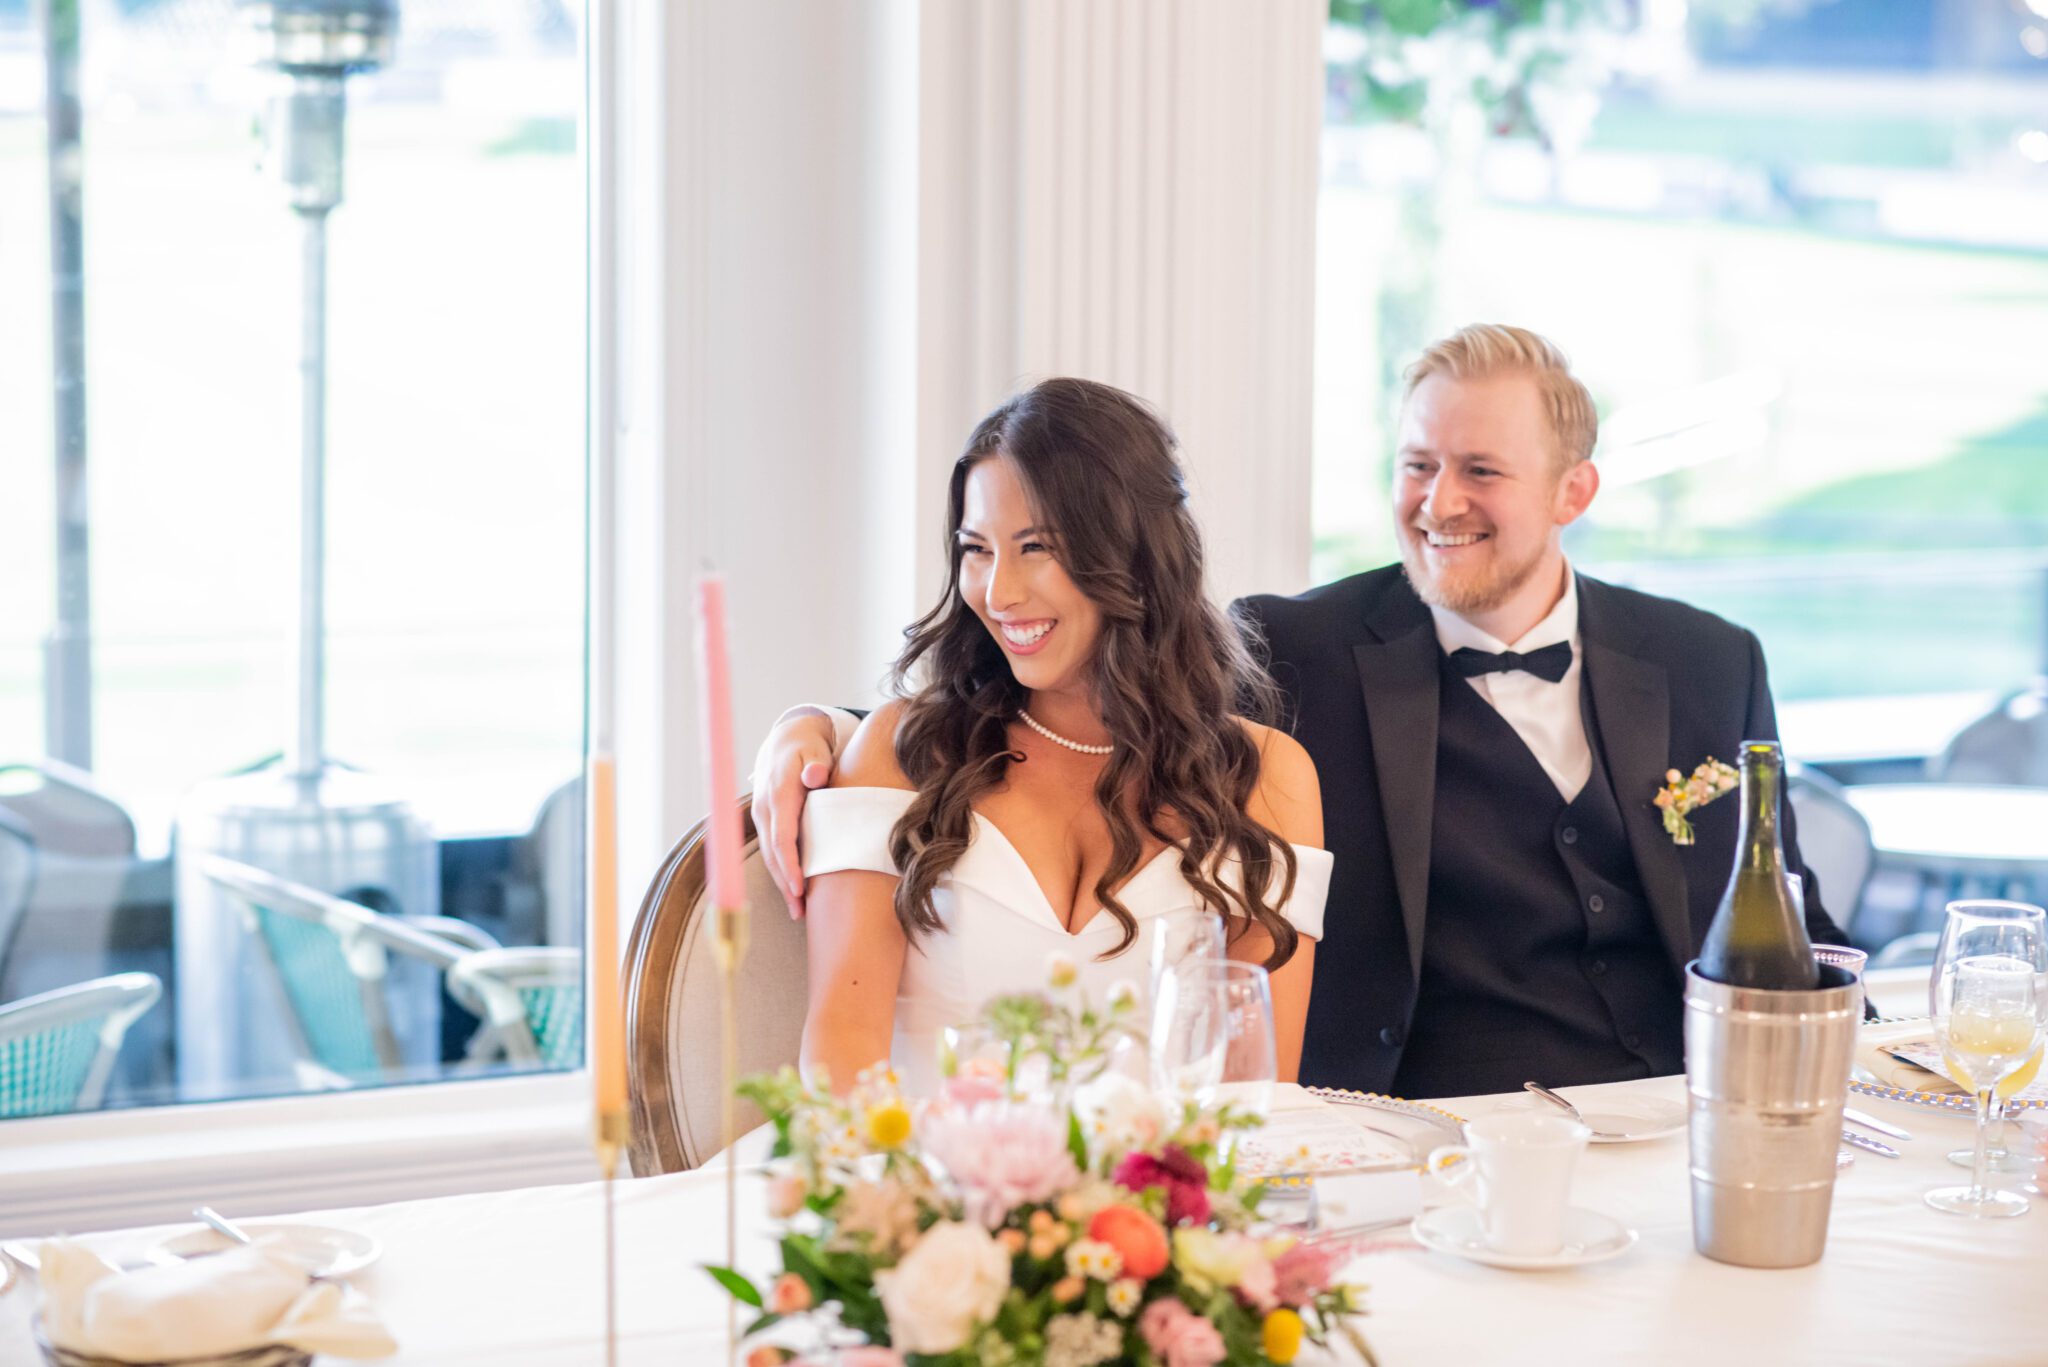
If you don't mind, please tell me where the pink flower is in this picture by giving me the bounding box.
[1233,1245,1277,1312]
[921,1103,1081,1228]
[1271,1239,1342,1307]
[769,1272,812,1314]
[825,1352,904,1367]
[1112,1145,1211,1226]
[1139,1298,1227,1367]
[941,1069,1007,1109]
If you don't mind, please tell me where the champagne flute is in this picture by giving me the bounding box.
[1159,961,1279,1124]
[1925,900,2047,1218]
[1149,962,1228,1107]
[1147,909,1227,1004]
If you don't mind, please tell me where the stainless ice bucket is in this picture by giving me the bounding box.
[1683,960,1863,1268]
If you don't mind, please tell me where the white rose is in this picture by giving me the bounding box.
[875,1220,1010,1354]
[1072,1072,1168,1156]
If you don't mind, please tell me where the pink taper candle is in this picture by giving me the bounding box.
[695,572,746,910]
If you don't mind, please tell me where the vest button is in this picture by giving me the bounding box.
[1590,959,1609,976]
[1588,894,1605,914]
[1561,826,1579,845]
[1626,1033,1644,1051]
[1379,1026,1404,1047]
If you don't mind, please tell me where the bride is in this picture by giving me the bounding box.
[798,378,1329,1094]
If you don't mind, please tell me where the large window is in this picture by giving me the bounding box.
[1317,0,2048,947]
[0,0,586,1116]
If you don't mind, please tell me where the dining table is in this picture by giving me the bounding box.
[4,975,2043,1366]
[1845,783,2048,889]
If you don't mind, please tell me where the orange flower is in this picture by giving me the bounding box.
[1088,1203,1169,1281]
[769,1272,813,1314]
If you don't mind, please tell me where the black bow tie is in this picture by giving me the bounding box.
[1449,641,1574,684]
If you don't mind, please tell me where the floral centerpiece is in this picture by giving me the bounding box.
[712,991,1374,1367]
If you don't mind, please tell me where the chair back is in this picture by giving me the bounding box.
[204,856,499,1087]
[624,797,808,1176]
[1787,769,1875,936]
[1931,680,2048,786]
[0,762,136,1002]
[0,971,161,1117]
[448,946,584,1069]
[0,811,34,984]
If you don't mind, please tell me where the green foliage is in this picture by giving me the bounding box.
[703,1264,761,1307]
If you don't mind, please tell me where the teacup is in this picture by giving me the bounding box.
[1426,1112,1590,1256]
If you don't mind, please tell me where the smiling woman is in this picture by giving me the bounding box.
[796,378,1330,1096]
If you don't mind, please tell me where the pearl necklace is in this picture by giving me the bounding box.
[1018,710,1115,755]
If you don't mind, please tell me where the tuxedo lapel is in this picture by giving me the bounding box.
[1354,589,1440,984]
[1579,580,1691,972]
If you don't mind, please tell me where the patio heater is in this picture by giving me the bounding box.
[172,0,440,1098]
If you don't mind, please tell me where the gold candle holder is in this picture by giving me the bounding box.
[712,904,749,1362]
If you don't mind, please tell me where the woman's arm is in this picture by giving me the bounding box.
[800,702,914,1094]
[1230,722,1325,1084]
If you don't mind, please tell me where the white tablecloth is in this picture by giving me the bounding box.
[4,1071,2044,1366]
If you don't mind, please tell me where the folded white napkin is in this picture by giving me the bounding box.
[38,1239,397,1361]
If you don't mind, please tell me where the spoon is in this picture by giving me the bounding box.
[194,1207,255,1247]
[1522,1081,1635,1140]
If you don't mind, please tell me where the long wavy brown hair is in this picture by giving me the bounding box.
[885,378,1300,967]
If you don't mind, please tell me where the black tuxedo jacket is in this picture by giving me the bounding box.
[1234,565,1846,1095]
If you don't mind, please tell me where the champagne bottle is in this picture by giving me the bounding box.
[1698,740,1819,989]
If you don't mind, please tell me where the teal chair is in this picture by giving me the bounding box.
[0,972,161,1118]
[203,856,500,1088]
[448,947,584,1071]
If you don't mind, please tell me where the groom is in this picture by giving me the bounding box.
[754,324,1846,1098]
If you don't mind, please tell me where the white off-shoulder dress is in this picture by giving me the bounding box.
[801,786,1333,1095]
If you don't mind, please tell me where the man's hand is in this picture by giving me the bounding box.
[750,711,840,918]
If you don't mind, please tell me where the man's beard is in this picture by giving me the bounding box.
[1398,527,1548,619]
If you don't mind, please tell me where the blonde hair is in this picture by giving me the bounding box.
[1402,324,1598,468]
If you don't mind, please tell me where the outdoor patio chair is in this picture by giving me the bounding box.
[0,811,34,988]
[0,971,161,1118]
[1787,768,1875,936]
[0,762,136,1001]
[1931,679,2048,786]
[203,856,500,1089]
[448,946,584,1070]
[624,796,807,1175]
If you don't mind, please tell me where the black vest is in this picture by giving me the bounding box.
[1391,656,1683,1098]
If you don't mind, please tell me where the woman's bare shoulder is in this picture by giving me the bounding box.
[835,699,915,792]
[1234,717,1322,846]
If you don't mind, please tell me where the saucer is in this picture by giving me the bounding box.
[153,1223,381,1279]
[1412,1205,1637,1270]
[1493,1092,1686,1143]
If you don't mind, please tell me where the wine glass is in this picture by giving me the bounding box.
[1147,910,1227,1004]
[1151,961,1278,1125]
[1925,900,2047,1218]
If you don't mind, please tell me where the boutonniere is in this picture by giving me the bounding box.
[1653,759,1738,845]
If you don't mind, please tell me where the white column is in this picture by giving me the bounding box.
[609,0,1324,881]
[610,0,920,892]
[917,0,1325,606]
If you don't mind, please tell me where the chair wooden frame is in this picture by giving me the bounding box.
[623,797,764,1177]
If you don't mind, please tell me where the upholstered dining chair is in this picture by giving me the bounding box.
[0,971,161,1118]
[204,856,500,1088]
[624,797,808,1176]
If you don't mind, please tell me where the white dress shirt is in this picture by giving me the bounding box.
[1428,568,1592,802]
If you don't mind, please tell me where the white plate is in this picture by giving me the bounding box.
[153,1223,381,1279]
[1491,1092,1686,1143]
[1413,1205,1637,1270]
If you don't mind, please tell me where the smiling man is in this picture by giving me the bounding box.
[752,324,1847,1098]
[1234,323,1845,1096]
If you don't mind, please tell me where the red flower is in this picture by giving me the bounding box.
[1112,1144,1211,1226]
